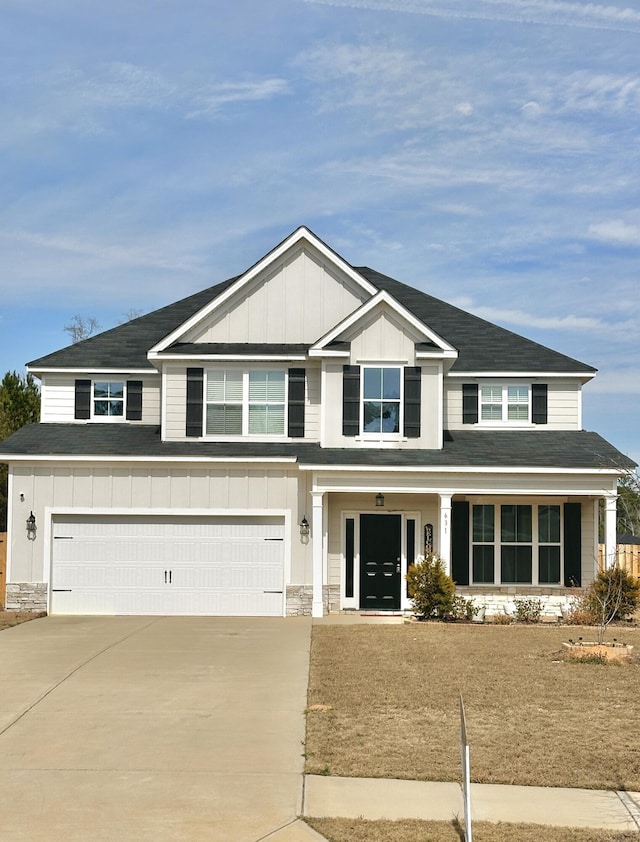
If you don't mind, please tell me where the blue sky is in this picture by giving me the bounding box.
[1,0,639,464]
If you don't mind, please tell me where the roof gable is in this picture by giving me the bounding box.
[150,227,377,355]
[310,290,457,364]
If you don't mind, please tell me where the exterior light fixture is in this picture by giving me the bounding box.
[375,493,385,507]
[26,511,37,541]
[300,516,310,544]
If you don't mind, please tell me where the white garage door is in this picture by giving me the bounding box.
[50,515,285,616]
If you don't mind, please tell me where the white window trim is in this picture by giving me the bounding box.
[203,367,289,438]
[478,383,534,427]
[91,380,126,422]
[470,502,564,586]
[359,364,403,440]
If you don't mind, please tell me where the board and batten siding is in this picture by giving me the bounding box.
[39,374,160,424]
[444,379,582,429]
[7,462,312,590]
[346,307,420,365]
[183,246,369,345]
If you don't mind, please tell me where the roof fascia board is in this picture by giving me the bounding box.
[153,353,308,362]
[148,227,378,356]
[0,453,299,464]
[298,464,626,475]
[448,371,595,380]
[29,367,159,376]
[310,290,458,355]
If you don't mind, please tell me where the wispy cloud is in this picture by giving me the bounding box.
[449,299,606,332]
[588,219,640,247]
[302,0,640,33]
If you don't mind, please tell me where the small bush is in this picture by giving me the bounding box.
[406,553,455,619]
[587,567,640,622]
[514,597,542,624]
[492,613,513,625]
[449,594,479,621]
[564,594,598,626]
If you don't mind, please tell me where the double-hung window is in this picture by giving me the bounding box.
[93,381,124,418]
[480,385,530,423]
[362,367,401,434]
[205,369,286,436]
[471,503,562,585]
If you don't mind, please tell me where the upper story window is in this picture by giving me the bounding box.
[93,381,124,418]
[74,378,142,422]
[205,369,286,436]
[362,366,401,435]
[480,385,529,423]
[463,382,548,426]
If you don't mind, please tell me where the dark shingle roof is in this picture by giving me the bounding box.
[25,257,595,375]
[162,343,309,356]
[357,267,595,374]
[1,424,634,470]
[27,276,239,370]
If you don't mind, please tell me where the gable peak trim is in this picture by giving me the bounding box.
[147,226,378,359]
[309,289,458,357]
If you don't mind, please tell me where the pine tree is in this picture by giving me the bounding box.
[0,371,40,530]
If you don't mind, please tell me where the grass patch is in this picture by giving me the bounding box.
[306,817,639,842]
[305,623,640,790]
[0,611,46,631]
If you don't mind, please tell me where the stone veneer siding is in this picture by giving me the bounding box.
[5,583,48,612]
[286,584,341,616]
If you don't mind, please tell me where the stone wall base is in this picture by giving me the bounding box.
[5,583,48,613]
[455,588,578,621]
[286,584,340,616]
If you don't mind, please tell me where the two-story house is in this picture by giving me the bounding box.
[0,227,635,617]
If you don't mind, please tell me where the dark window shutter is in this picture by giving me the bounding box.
[403,367,421,438]
[564,502,582,587]
[186,368,204,437]
[342,365,360,437]
[451,501,470,585]
[532,383,548,425]
[126,380,143,421]
[462,384,478,424]
[287,368,305,438]
[74,379,91,420]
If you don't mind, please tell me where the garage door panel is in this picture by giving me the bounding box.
[51,516,285,616]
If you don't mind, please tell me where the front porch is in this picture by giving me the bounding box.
[303,475,619,618]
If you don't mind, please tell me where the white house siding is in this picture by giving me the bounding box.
[444,378,582,430]
[347,306,420,365]
[6,462,313,613]
[163,365,187,439]
[183,245,368,345]
[39,373,161,424]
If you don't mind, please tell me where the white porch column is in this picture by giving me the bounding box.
[604,494,617,569]
[311,491,325,618]
[438,494,452,576]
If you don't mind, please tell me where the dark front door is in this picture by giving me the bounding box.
[360,514,402,610]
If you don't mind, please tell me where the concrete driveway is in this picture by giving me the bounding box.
[0,615,315,842]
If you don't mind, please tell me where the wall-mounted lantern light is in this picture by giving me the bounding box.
[375,493,385,507]
[300,516,310,544]
[26,511,37,541]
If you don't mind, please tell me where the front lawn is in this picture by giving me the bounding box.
[305,623,640,790]
[306,818,639,842]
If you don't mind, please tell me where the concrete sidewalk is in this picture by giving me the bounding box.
[303,774,640,832]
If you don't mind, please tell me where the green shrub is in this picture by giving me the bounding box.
[406,553,455,619]
[450,594,479,621]
[586,567,640,623]
[514,597,542,623]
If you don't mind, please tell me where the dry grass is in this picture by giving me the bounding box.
[305,623,640,790]
[0,611,46,631]
[306,817,639,842]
